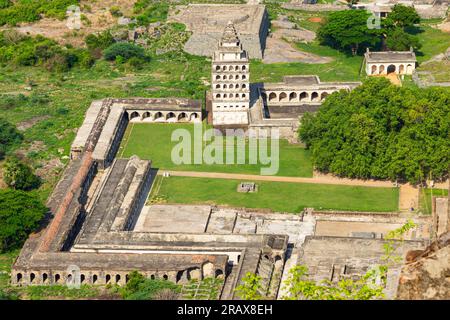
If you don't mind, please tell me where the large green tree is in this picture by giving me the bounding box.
[385,27,421,51]
[384,4,420,29]
[0,189,47,252]
[299,78,450,184]
[317,10,382,55]
[2,157,41,191]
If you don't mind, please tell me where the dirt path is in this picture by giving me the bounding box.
[399,183,419,212]
[156,170,395,188]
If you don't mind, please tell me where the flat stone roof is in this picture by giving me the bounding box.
[111,98,202,112]
[365,50,417,63]
[262,75,361,91]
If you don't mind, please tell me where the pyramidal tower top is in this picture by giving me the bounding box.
[214,21,248,62]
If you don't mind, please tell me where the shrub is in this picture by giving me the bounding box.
[0,31,95,70]
[109,6,122,17]
[134,1,169,25]
[2,156,41,191]
[0,0,79,26]
[0,188,47,252]
[127,56,146,69]
[0,117,22,159]
[120,271,180,300]
[0,0,11,9]
[85,31,115,51]
[103,42,146,62]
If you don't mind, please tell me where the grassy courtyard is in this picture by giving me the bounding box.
[150,176,399,213]
[119,123,314,177]
[418,188,448,215]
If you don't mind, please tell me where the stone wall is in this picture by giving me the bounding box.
[282,3,349,11]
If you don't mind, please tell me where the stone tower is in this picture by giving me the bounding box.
[211,21,250,126]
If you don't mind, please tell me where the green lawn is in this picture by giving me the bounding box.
[250,42,364,83]
[119,123,313,177]
[419,188,448,215]
[413,25,450,63]
[151,176,399,213]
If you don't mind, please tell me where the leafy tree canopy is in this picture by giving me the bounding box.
[299,77,450,184]
[386,27,421,51]
[235,272,264,300]
[0,189,47,252]
[317,10,382,55]
[2,156,41,191]
[103,42,147,62]
[384,4,421,29]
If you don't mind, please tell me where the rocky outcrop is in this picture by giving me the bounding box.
[396,232,450,299]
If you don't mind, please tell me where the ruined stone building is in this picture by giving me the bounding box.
[11,95,434,299]
[169,4,269,59]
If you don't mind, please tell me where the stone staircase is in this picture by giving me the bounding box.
[257,257,274,296]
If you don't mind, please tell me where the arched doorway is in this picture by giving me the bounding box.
[129,111,139,120]
[311,92,319,102]
[142,112,151,120]
[190,113,199,122]
[379,65,385,74]
[320,92,329,101]
[268,92,277,102]
[406,64,413,74]
[215,269,224,279]
[371,65,377,75]
[154,112,163,121]
[289,92,297,102]
[166,112,176,121]
[279,92,287,102]
[398,65,405,74]
[387,64,396,74]
[300,92,308,101]
[178,112,187,121]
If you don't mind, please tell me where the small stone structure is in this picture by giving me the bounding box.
[211,22,251,126]
[260,75,360,107]
[365,48,417,75]
[169,4,269,59]
[237,182,258,193]
[354,0,449,19]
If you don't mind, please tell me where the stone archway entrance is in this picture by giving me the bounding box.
[387,64,396,74]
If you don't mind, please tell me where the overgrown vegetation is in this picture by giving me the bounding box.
[299,77,450,184]
[317,10,382,55]
[118,271,180,300]
[2,156,40,190]
[317,5,422,55]
[0,0,79,26]
[103,42,147,62]
[0,117,22,159]
[133,0,170,26]
[0,30,95,71]
[0,189,47,252]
